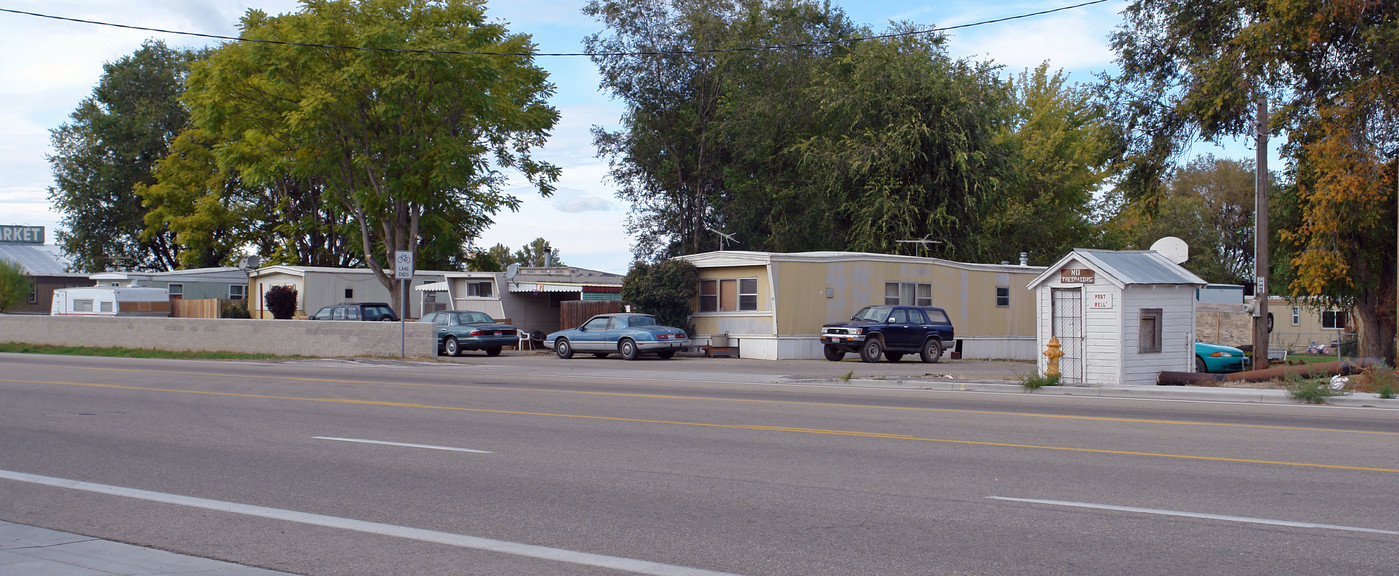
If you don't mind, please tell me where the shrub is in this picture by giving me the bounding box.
[0,259,29,312]
[1021,373,1062,390]
[621,259,699,333]
[1283,372,1346,404]
[222,300,251,319]
[264,285,299,319]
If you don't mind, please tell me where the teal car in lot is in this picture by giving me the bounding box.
[1196,341,1249,373]
[421,311,519,357]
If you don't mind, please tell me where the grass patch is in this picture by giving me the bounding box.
[1021,373,1062,390]
[0,342,293,361]
[838,370,854,383]
[1349,366,1398,399]
[1282,372,1347,404]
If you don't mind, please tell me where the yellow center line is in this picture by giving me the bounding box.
[4,361,1395,437]
[5,376,1398,474]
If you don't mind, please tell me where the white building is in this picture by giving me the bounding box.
[1029,249,1206,386]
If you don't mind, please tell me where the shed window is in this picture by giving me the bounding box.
[1139,308,1163,353]
[1322,310,1347,330]
[344,288,353,299]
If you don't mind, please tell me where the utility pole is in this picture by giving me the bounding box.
[1252,97,1270,370]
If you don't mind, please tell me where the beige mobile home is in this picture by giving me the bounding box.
[676,251,1044,360]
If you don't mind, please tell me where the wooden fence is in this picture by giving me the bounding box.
[559,300,622,331]
[171,298,222,319]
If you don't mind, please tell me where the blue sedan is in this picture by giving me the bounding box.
[1195,341,1250,373]
[545,313,690,360]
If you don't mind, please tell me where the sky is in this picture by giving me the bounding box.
[0,0,1183,275]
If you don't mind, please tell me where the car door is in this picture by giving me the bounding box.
[573,316,613,352]
[883,308,918,349]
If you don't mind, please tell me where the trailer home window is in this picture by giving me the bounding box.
[74,299,93,312]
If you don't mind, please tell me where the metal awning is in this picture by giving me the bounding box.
[507,282,586,293]
[414,281,449,292]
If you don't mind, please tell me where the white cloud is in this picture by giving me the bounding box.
[554,195,612,213]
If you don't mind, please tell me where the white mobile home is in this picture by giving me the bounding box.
[51,286,171,317]
[1029,249,1205,386]
[248,266,448,319]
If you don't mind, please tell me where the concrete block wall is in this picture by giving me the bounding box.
[0,315,437,358]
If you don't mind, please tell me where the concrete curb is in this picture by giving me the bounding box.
[841,376,1399,408]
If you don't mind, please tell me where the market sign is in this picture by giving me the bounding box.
[1060,268,1096,284]
[0,225,43,244]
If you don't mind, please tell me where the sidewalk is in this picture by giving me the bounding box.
[0,521,294,576]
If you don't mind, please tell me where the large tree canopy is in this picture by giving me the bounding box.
[586,0,1112,265]
[183,0,559,313]
[1108,0,1397,362]
[47,40,194,272]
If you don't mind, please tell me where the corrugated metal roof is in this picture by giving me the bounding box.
[1074,249,1206,285]
[0,244,73,275]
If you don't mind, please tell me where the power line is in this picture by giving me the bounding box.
[0,1,1115,58]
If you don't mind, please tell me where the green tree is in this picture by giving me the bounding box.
[0,260,29,312]
[185,0,560,315]
[48,40,196,272]
[514,238,564,267]
[1108,0,1397,362]
[622,259,699,331]
[1105,156,1256,284]
[988,64,1118,264]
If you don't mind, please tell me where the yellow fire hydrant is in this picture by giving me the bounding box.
[1043,336,1063,377]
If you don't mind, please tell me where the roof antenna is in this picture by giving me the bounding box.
[707,228,739,250]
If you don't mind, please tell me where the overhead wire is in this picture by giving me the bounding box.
[0,1,1115,58]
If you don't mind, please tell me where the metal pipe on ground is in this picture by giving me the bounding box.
[1158,358,1390,386]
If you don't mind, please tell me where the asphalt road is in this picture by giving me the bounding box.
[0,352,1396,575]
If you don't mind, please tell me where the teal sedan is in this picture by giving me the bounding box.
[421,311,519,357]
[1195,341,1250,373]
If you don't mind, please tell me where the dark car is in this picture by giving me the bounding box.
[820,305,955,363]
[420,310,519,357]
[309,302,400,322]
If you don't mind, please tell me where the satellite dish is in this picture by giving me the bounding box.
[505,263,519,281]
[1150,236,1189,264]
[240,255,262,270]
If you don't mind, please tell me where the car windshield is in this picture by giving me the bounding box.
[627,315,658,327]
[853,306,893,322]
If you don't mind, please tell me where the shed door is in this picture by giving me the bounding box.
[1051,288,1084,383]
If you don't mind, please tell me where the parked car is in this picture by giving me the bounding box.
[820,305,955,363]
[420,310,518,357]
[308,302,399,322]
[545,313,689,360]
[1196,341,1249,373]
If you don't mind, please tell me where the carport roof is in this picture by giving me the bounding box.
[0,244,75,276]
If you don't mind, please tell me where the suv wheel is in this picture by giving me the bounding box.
[920,339,943,363]
[859,338,883,363]
[823,344,845,362]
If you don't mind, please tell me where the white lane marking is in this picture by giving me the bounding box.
[0,469,741,576]
[312,436,492,454]
[988,496,1399,535]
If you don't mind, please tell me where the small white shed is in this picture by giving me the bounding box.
[1028,249,1206,386]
